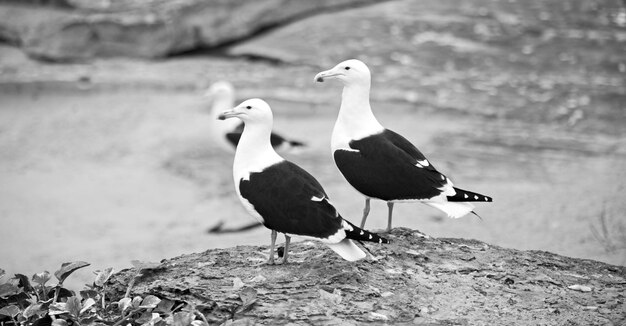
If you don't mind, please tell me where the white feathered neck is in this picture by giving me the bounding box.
[233,120,283,183]
[331,82,384,151]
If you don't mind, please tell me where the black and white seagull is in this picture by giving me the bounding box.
[314,59,492,231]
[207,81,305,152]
[217,98,389,264]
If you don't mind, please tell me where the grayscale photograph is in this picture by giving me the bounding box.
[0,0,624,325]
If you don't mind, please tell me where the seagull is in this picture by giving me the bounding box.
[217,98,389,264]
[207,81,306,152]
[314,59,492,231]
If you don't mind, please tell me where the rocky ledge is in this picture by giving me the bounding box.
[105,228,626,325]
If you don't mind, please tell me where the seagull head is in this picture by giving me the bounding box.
[217,98,273,125]
[204,81,235,101]
[314,59,371,86]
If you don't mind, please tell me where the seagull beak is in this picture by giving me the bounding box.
[314,68,343,83]
[217,108,240,120]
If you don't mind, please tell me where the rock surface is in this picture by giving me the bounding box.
[106,228,626,325]
[0,0,379,61]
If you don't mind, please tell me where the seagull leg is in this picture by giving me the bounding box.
[386,202,394,232]
[268,230,277,265]
[282,235,291,264]
[360,198,371,228]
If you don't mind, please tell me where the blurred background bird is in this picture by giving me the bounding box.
[206,81,306,153]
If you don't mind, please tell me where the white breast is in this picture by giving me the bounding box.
[331,85,384,152]
[331,113,384,152]
[232,132,284,224]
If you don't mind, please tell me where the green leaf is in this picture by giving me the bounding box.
[80,298,96,315]
[0,283,20,298]
[78,315,98,325]
[54,262,90,284]
[49,287,73,300]
[5,292,30,308]
[132,296,143,308]
[23,303,45,319]
[48,302,68,316]
[139,295,161,309]
[93,268,115,287]
[32,271,51,286]
[154,299,175,314]
[14,273,33,291]
[32,315,52,326]
[141,312,163,326]
[51,319,68,326]
[136,311,155,324]
[0,305,20,318]
[79,289,99,300]
[118,297,132,314]
[190,320,205,326]
[66,297,81,317]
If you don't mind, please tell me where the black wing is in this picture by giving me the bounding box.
[225,132,241,147]
[269,132,288,147]
[333,129,446,201]
[383,129,437,171]
[238,161,343,238]
[227,123,304,149]
[225,122,245,147]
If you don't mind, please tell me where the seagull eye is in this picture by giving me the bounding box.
[344,67,351,70]
[246,106,252,109]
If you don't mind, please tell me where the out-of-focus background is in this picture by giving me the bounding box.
[0,0,625,288]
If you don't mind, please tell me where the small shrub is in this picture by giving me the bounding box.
[0,261,210,326]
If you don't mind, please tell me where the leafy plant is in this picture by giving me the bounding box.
[0,257,265,326]
[0,261,93,326]
[0,261,219,326]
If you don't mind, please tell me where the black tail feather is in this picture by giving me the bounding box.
[343,220,390,244]
[448,187,493,202]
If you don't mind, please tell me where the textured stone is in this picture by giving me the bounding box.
[105,228,626,325]
[0,0,378,61]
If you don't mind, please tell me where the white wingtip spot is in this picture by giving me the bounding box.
[464,194,469,199]
[369,234,373,240]
[360,230,364,235]
[474,195,479,200]
[485,197,489,201]
[311,196,324,202]
[441,175,445,180]
[417,159,430,167]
